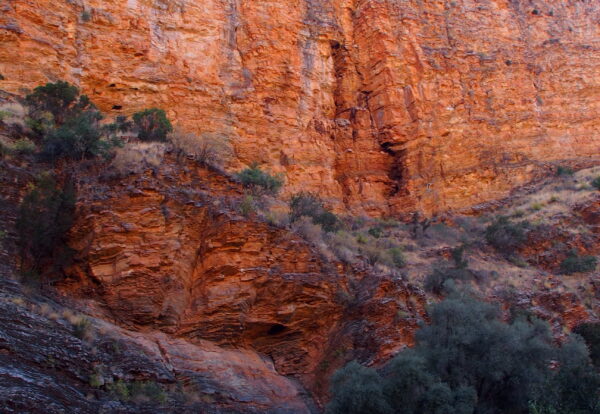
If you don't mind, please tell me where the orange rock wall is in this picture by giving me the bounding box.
[1,0,599,215]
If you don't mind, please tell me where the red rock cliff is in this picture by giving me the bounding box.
[1,0,599,215]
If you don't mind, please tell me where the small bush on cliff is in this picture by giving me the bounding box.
[236,163,283,195]
[485,216,529,255]
[556,166,574,177]
[326,290,600,414]
[16,172,76,274]
[11,138,36,155]
[132,108,172,142]
[592,176,600,190]
[26,80,79,128]
[560,250,597,274]
[289,192,339,232]
[25,81,122,160]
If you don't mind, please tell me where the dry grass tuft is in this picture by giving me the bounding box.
[169,128,232,168]
[110,142,166,175]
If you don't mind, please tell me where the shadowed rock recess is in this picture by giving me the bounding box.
[1,0,599,216]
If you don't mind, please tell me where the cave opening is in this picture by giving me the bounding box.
[112,105,122,110]
[267,323,287,335]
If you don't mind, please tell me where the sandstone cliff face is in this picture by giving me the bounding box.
[1,0,599,216]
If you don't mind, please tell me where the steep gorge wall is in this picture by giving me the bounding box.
[1,0,599,216]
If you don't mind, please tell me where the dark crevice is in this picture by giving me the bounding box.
[267,323,287,335]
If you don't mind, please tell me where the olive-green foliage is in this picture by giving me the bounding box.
[424,267,472,295]
[326,361,392,414]
[424,246,472,295]
[327,291,600,414]
[560,250,597,274]
[388,247,406,268]
[107,380,166,404]
[41,110,103,160]
[556,166,574,176]
[573,323,600,368]
[485,216,528,254]
[129,381,167,404]
[239,194,256,217]
[16,173,76,273]
[25,81,122,160]
[0,141,9,158]
[368,227,383,239]
[26,80,79,127]
[236,163,283,195]
[592,176,600,190]
[132,108,172,142]
[11,138,36,155]
[289,192,339,232]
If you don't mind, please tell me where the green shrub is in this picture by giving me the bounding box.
[560,251,597,274]
[289,192,323,222]
[450,245,468,269]
[289,192,339,232]
[388,247,406,268]
[314,210,339,233]
[239,194,256,217]
[592,176,600,190]
[41,111,103,161]
[108,380,130,400]
[132,108,172,142]
[236,163,283,195]
[424,267,473,295]
[326,361,392,414]
[81,10,91,22]
[11,138,36,155]
[16,173,76,273]
[368,227,383,239]
[0,110,11,122]
[129,381,167,404]
[25,81,122,160]
[485,216,528,254]
[26,80,79,126]
[0,141,11,158]
[556,166,574,176]
[327,291,600,414]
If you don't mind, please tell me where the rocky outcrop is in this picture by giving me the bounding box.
[0,279,314,413]
[1,0,599,216]
[63,156,344,382]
